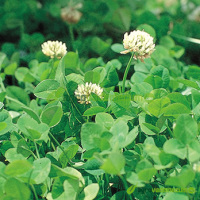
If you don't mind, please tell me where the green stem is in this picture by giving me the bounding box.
[69,24,75,51]
[34,141,40,159]
[122,52,134,93]
[30,184,38,200]
[47,58,56,79]
[119,175,133,200]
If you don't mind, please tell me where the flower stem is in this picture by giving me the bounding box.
[69,24,75,51]
[122,52,134,93]
[119,175,133,200]
[34,141,40,159]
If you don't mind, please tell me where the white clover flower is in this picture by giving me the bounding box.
[61,3,82,24]
[120,30,155,61]
[41,41,67,59]
[74,82,103,104]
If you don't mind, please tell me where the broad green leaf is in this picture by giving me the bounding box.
[84,71,100,84]
[138,168,157,182]
[111,43,125,53]
[144,75,163,89]
[17,114,49,142]
[30,158,51,184]
[101,152,125,175]
[137,24,156,39]
[162,103,191,117]
[170,45,185,59]
[15,67,35,83]
[93,67,107,83]
[131,82,153,96]
[188,140,200,162]
[174,114,198,145]
[21,106,40,123]
[4,178,31,200]
[59,144,79,168]
[6,86,30,109]
[167,92,190,109]
[5,148,27,162]
[5,160,32,176]
[79,183,99,200]
[83,106,105,116]
[41,105,63,127]
[164,193,189,200]
[111,8,131,31]
[148,97,170,117]
[186,65,200,80]
[0,110,13,135]
[34,79,60,99]
[95,113,114,129]
[163,139,187,159]
[81,123,104,150]
[63,179,79,200]
[177,79,200,90]
[113,93,131,109]
[4,62,17,75]
[50,165,85,186]
[165,166,195,188]
[90,37,110,55]
[63,52,79,68]
[160,36,175,49]
[0,102,4,109]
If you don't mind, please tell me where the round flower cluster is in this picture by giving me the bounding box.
[120,30,155,61]
[41,41,67,59]
[61,3,82,24]
[74,82,103,104]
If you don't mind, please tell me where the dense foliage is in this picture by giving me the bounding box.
[0,0,200,199]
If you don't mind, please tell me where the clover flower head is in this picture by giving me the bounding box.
[120,30,155,61]
[61,3,82,24]
[74,82,103,104]
[41,41,67,59]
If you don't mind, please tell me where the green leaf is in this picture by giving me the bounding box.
[137,24,156,39]
[90,37,110,55]
[167,92,190,109]
[63,52,79,68]
[111,43,125,53]
[148,97,170,117]
[4,62,17,75]
[15,67,35,83]
[5,148,27,162]
[163,193,189,200]
[188,140,200,162]
[79,183,99,200]
[59,144,79,168]
[113,93,131,109]
[162,103,191,117]
[101,152,125,175]
[165,166,195,188]
[0,110,13,135]
[30,158,51,184]
[112,8,131,31]
[163,139,187,159]
[41,105,63,127]
[131,82,153,96]
[83,106,105,116]
[84,71,100,84]
[160,36,175,49]
[63,179,79,200]
[4,178,31,200]
[5,160,32,176]
[6,86,30,108]
[186,65,200,80]
[95,112,114,129]
[177,79,200,90]
[138,168,157,182]
[34,79,60,99]
[144,75,163,89]
[17,114,49,142]
[169,45,185,59]
[21,106,40,123]
[174,114,198,145]
[81,123,104,150]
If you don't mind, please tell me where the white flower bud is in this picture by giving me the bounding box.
[120,30,155,62]
[41,41,67,59]
[74,82,103,104]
